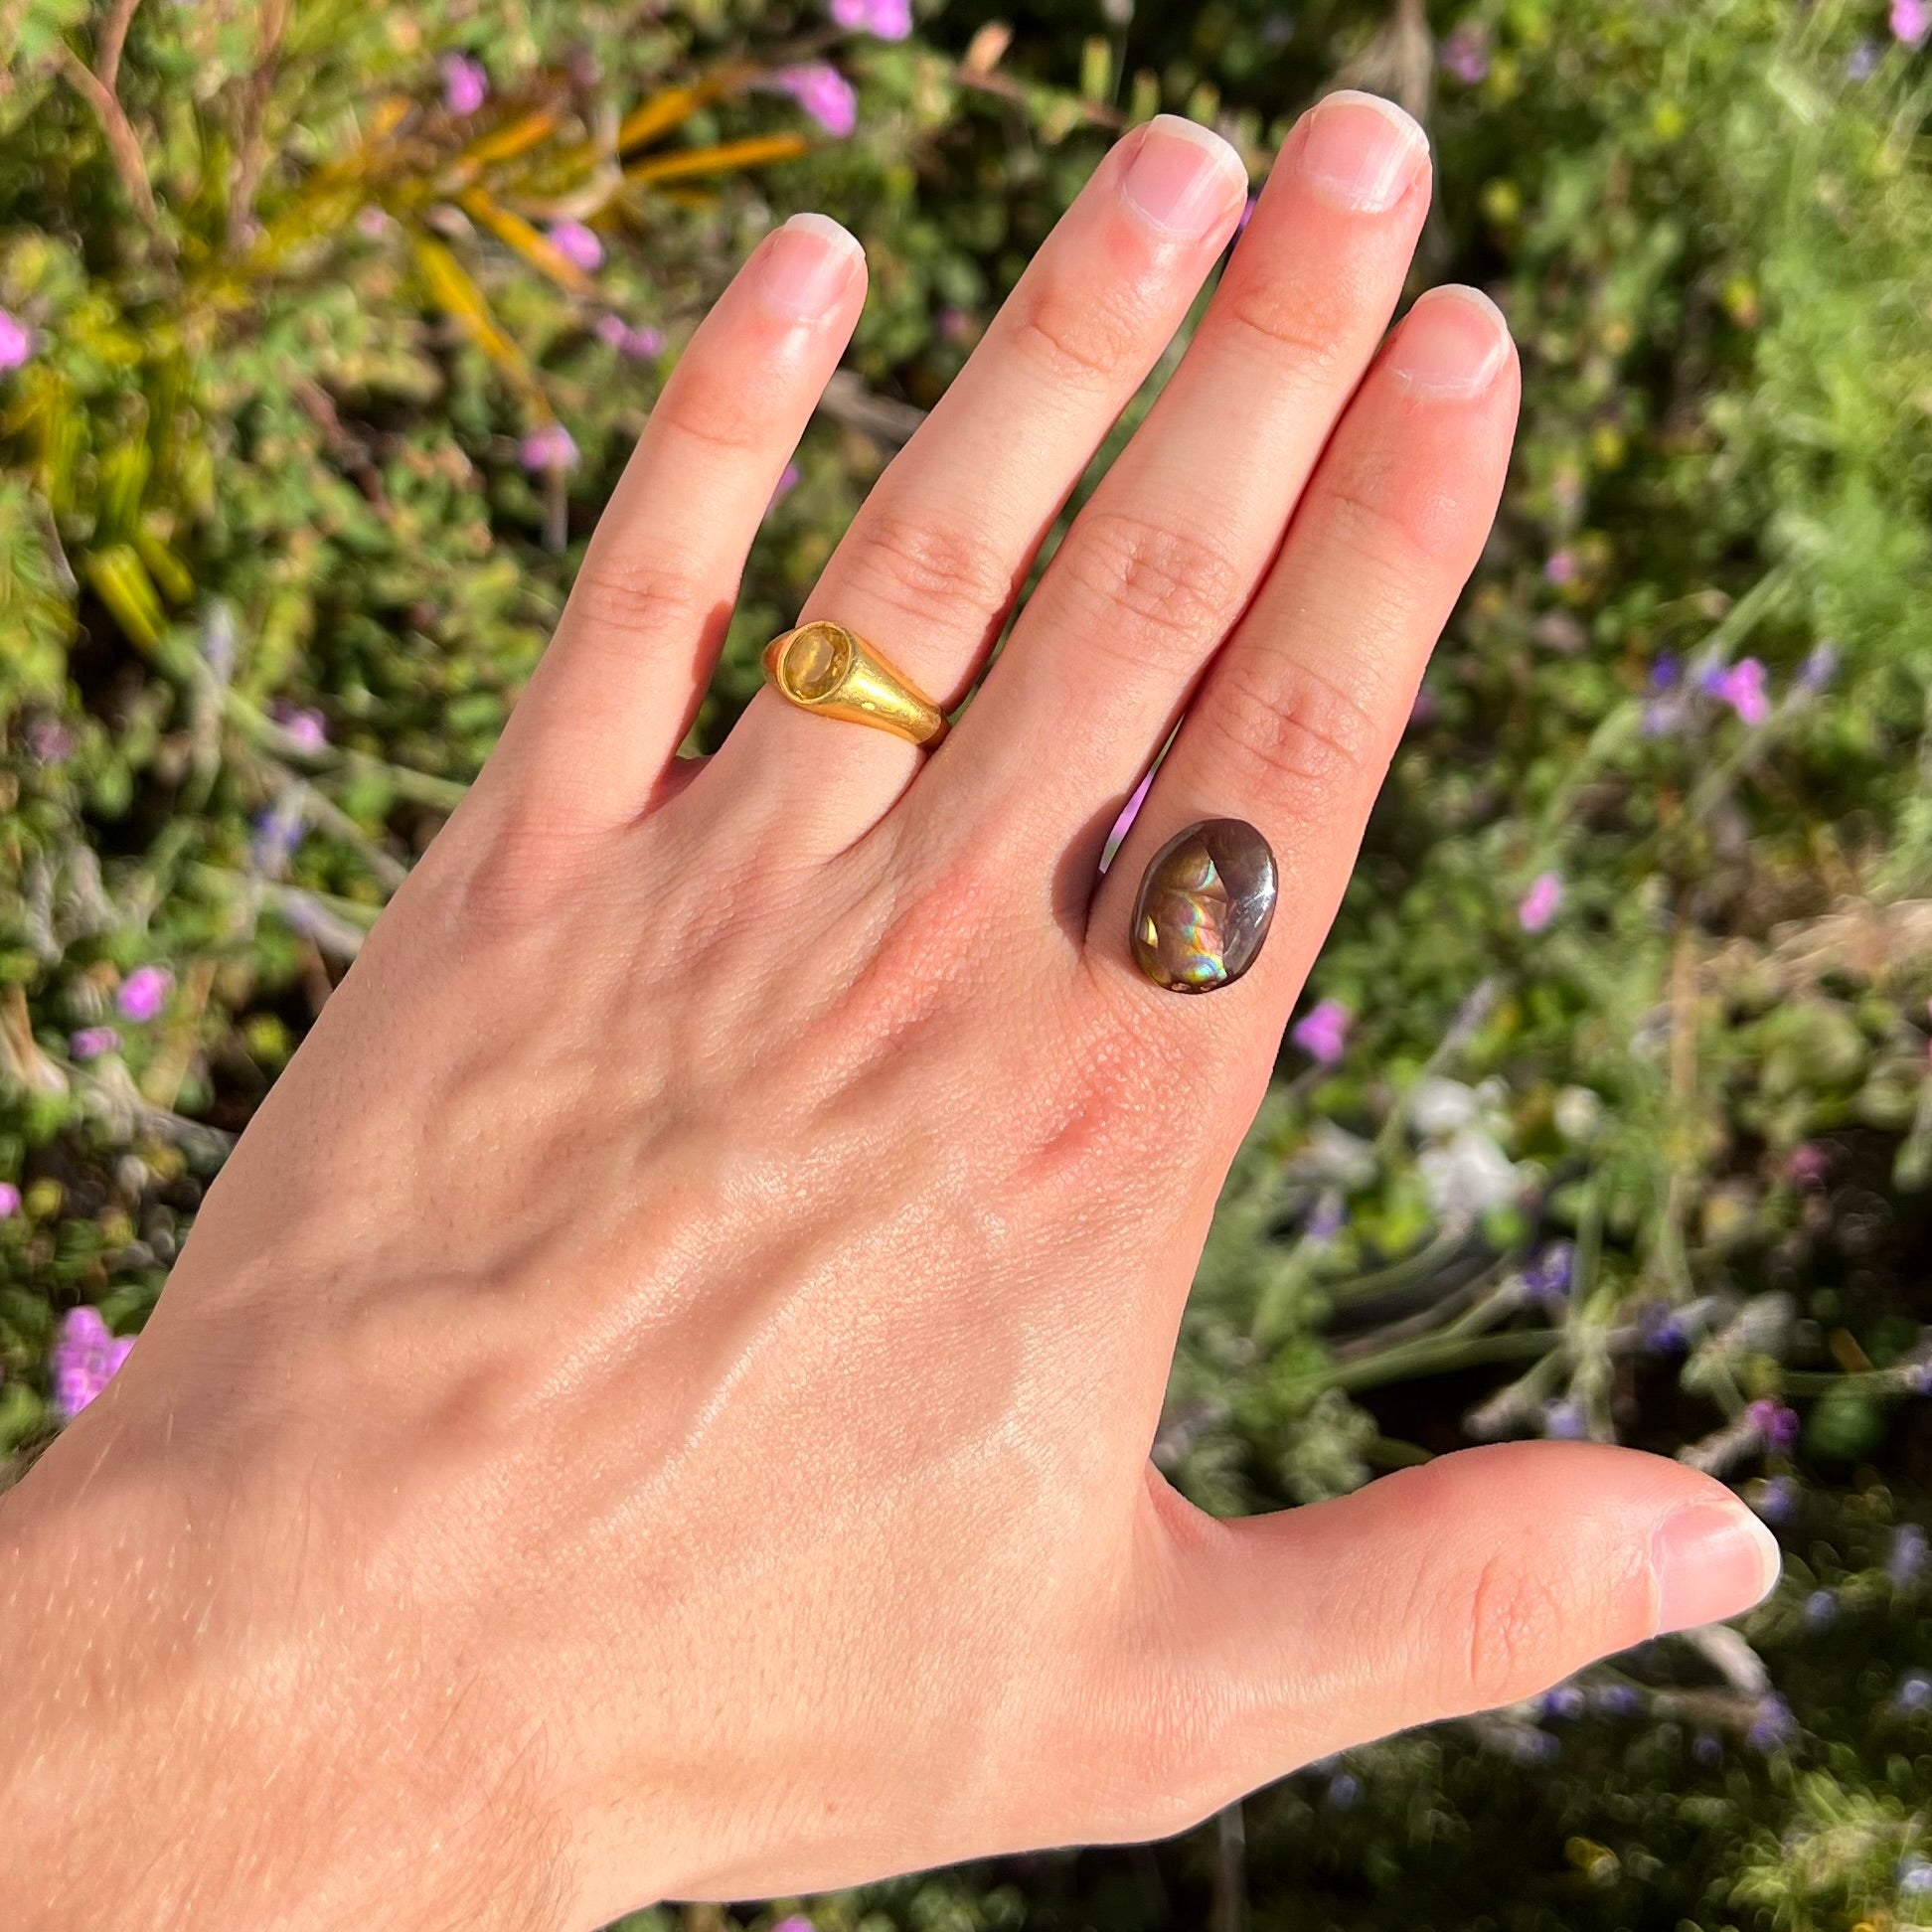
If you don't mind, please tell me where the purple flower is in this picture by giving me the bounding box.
[1540,1684,1586,1721]
[251,797,307,876]
[1897,1670,1932,1712]
[1440,24,1490,84]
[26,718,74,764]
[0,306,32,371]
[1848,41,1880,80]
[1797,641,1839,692]
[1650,654,1681,692]
[1755,1474,1800,1525]
[1305,1192,1346,1244]
[1639,1303,1689,1356]
[1749,1398,1801,1454]
[51,1306,134,1419]
[594,315,664,359]
[1592,1684,1643,1717]
[1291,998,1352,1065]
[275,705,328,752]
[1691,1731,1723,1765]
[1542,1398,1588,1440]
[1900,1853,1932,1896]
[1707,657,1771,724]
[442,54,488,115]
[548,221,604,272]
[768,460,802,512]
[116,965,171,1023]
[1524,1240,1574,1308]
[1803,1588,1838,1630]
[520,422,579,472]
[1325,1772,1363,1809]
[1890,1523,1927,1587]
[1746,1693,1796,1752]
[777,64,859,137]
[1892,0,1929,47]
[70,1027,120,1060]
[1542,548,1577,586]
[0,1182,20,1217]
[1237,194,1258,233]
[772,1920,815,1932]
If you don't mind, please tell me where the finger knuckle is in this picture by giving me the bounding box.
[1006,276,1148,388]
[1203,645,1386,811]
[1321,454,1466,581]
[838,508,1018,645]
[1055,510,1248,662]
[1451,1551,1569,1711]
[653,359,774,459]
[565,555,710,644]
[1217,268,1361,384]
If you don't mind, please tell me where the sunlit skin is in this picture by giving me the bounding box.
[2,96,1778,1931]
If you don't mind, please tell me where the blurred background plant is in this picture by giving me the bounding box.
[3,0,1930,1926]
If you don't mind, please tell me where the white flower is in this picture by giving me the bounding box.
[1419,1125,1525,1220]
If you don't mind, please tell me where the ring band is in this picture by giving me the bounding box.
[761,621,948,748]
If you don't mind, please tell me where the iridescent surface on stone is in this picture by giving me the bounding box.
[1130,818,1277,993]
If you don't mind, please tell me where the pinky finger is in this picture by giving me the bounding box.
[492,215,868,825]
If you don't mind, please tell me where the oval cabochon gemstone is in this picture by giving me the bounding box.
[1130,817,1278,994]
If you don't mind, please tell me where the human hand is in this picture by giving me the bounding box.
[3,93,1779,1930]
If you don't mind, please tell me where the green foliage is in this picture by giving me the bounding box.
[3,1,1931,1928]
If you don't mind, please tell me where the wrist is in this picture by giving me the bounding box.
[2,1437,582,1931]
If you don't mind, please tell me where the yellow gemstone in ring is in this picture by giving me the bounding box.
[760,621,948,747]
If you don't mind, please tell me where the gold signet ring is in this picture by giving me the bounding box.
[760,621,948,748]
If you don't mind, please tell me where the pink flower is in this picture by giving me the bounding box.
[1291,998,1352,1065]
[1788,1143,1830,1188]
[276,705,328,752]
[116,965,172,1023]
[442,54,489,115]
[356,206,393,238]
[772,1919,815,1932]
[549,221,604,272]
[520,422,579,472]
[1892,0,1930,46]
[1440,24,1490,85]
[594,315,665,359]
[0,306,32,370]
[0,1182,21,1218]
[831,0,910,34]
[51,1307,134,1419]
[1237,194,1258,233]
[1518,871,1563,933]
[70,1027,120,1060]
[1708,657,1771,725]
[1100,767,1156,870]
[778,64,859,137]
[1542,548,1577,585]
[768,460,802,511]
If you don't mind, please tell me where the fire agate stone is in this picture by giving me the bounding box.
[1129,818,1277,994]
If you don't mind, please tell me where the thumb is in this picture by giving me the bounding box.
[1126,1442,1779,1829]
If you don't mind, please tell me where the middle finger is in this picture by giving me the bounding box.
[921,90,1432,850]
[704,115,1249,845]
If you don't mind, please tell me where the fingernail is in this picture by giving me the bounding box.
[1651,1500,1782,1635]
[1297,89,1429,213]
[1120,115,1248,238]
[1386,285,1512,398]
[757,213,864,319]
